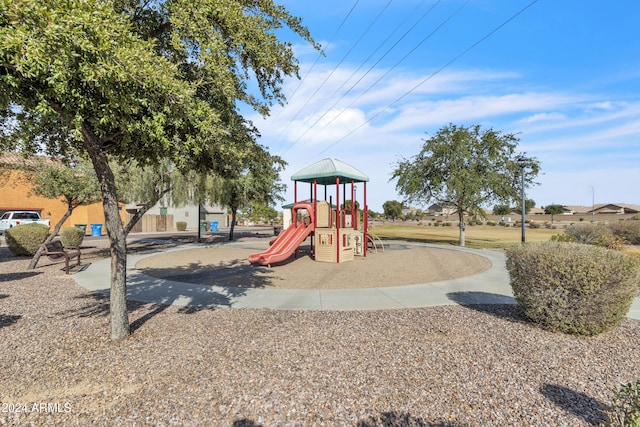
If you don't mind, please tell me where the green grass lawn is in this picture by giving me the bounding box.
[370,222,560,249]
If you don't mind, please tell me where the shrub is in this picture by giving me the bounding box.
[550,233,575,243]
[176,221,187,231]
[607,380,640,426]
[528,221,541,229]
[609,220,640,245]
[60,227,85,247]
[5,223,50,256]
[486,221,496,226]
[506,242,640,336]
[565,223,613,245]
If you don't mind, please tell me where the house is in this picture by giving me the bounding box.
[562,205,592,215]
[427,204,457,216]
[0,152,124,233]
[125,201,228,233]
[558,204,640,216]
[589,203,640,215]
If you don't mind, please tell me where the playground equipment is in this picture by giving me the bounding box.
[249,158,369,266]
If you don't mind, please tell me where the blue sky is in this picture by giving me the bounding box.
[246,0,640,212]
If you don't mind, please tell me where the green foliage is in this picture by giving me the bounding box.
[544,204,564,222]
[5,224,49,256]
[506,242,640,336]
[607,380,640,426]
[391,123,540,246]
[525,199,536,214]
[247,202,278,224]
[382,200,403,220]
[493,204,511,216]
[176,221,187,231]
[27,158,101,206]
[60,227,85,247]
[0,0,318,341]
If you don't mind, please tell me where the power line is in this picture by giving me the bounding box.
[270,0,360,132]
[299,0,466,150]
[317,0,540,155]
[280,0,445,155]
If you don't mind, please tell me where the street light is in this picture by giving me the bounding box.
[516,156,530,244]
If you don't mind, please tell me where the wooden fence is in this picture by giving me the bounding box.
[127,214,174,233]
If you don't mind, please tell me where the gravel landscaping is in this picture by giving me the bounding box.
[1,234,639,426]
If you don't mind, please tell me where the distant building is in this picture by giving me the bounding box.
[561,204,640,215]
[590,203,640,215]
[427,204,457,216]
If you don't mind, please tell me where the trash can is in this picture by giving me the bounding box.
[74,224,87,235]
[210,221,219,232]
[200,221,207,232]
[274,225,282,236]
[90,224,102,236]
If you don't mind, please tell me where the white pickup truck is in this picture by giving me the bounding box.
[0,211,50,234]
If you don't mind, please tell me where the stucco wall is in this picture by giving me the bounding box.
[0,169,124,234]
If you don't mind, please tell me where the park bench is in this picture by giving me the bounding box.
[40,240,81,274]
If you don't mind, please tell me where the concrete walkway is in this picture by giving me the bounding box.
[75,241,640,318]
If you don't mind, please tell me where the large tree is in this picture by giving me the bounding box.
[392,124,540,246]
[0,0,318,340]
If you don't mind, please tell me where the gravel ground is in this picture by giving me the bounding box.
[134,243,491,289]
[1,235,639,426]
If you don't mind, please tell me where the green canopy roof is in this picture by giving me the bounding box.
[291,158,369,185]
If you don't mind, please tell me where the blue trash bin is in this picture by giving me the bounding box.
[210,221,219,232]
[90,224,102,236]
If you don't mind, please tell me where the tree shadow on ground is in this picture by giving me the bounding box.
[0,314,21,329]
[446,292,526,323]
[59,270,254,333]
[230,412,466,427]
[356,411,467,426]
[138,258,277,289]
[540,384,608,425]
[0,271,42,282]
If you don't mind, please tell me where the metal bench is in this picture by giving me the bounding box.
[40,240,81,274]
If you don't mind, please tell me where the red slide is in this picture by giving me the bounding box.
[249,202,315,266]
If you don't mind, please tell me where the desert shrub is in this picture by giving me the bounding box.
[528,221,541,229]
[443,222,451,227]
[595,234,627,251]
[176,221,187,231]
[550,233,575,243]
[486,221,496,226]
[565,223,613,245]
[607,380,640,426]
[60,227,85,247]
[506,242,640,336]
[5,223,50,256]
[609,221,640,245]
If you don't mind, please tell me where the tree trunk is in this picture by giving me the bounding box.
[229,206,237,241]
[458,210,466,247]
[28,203,74,269]
[82,127,130,341]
